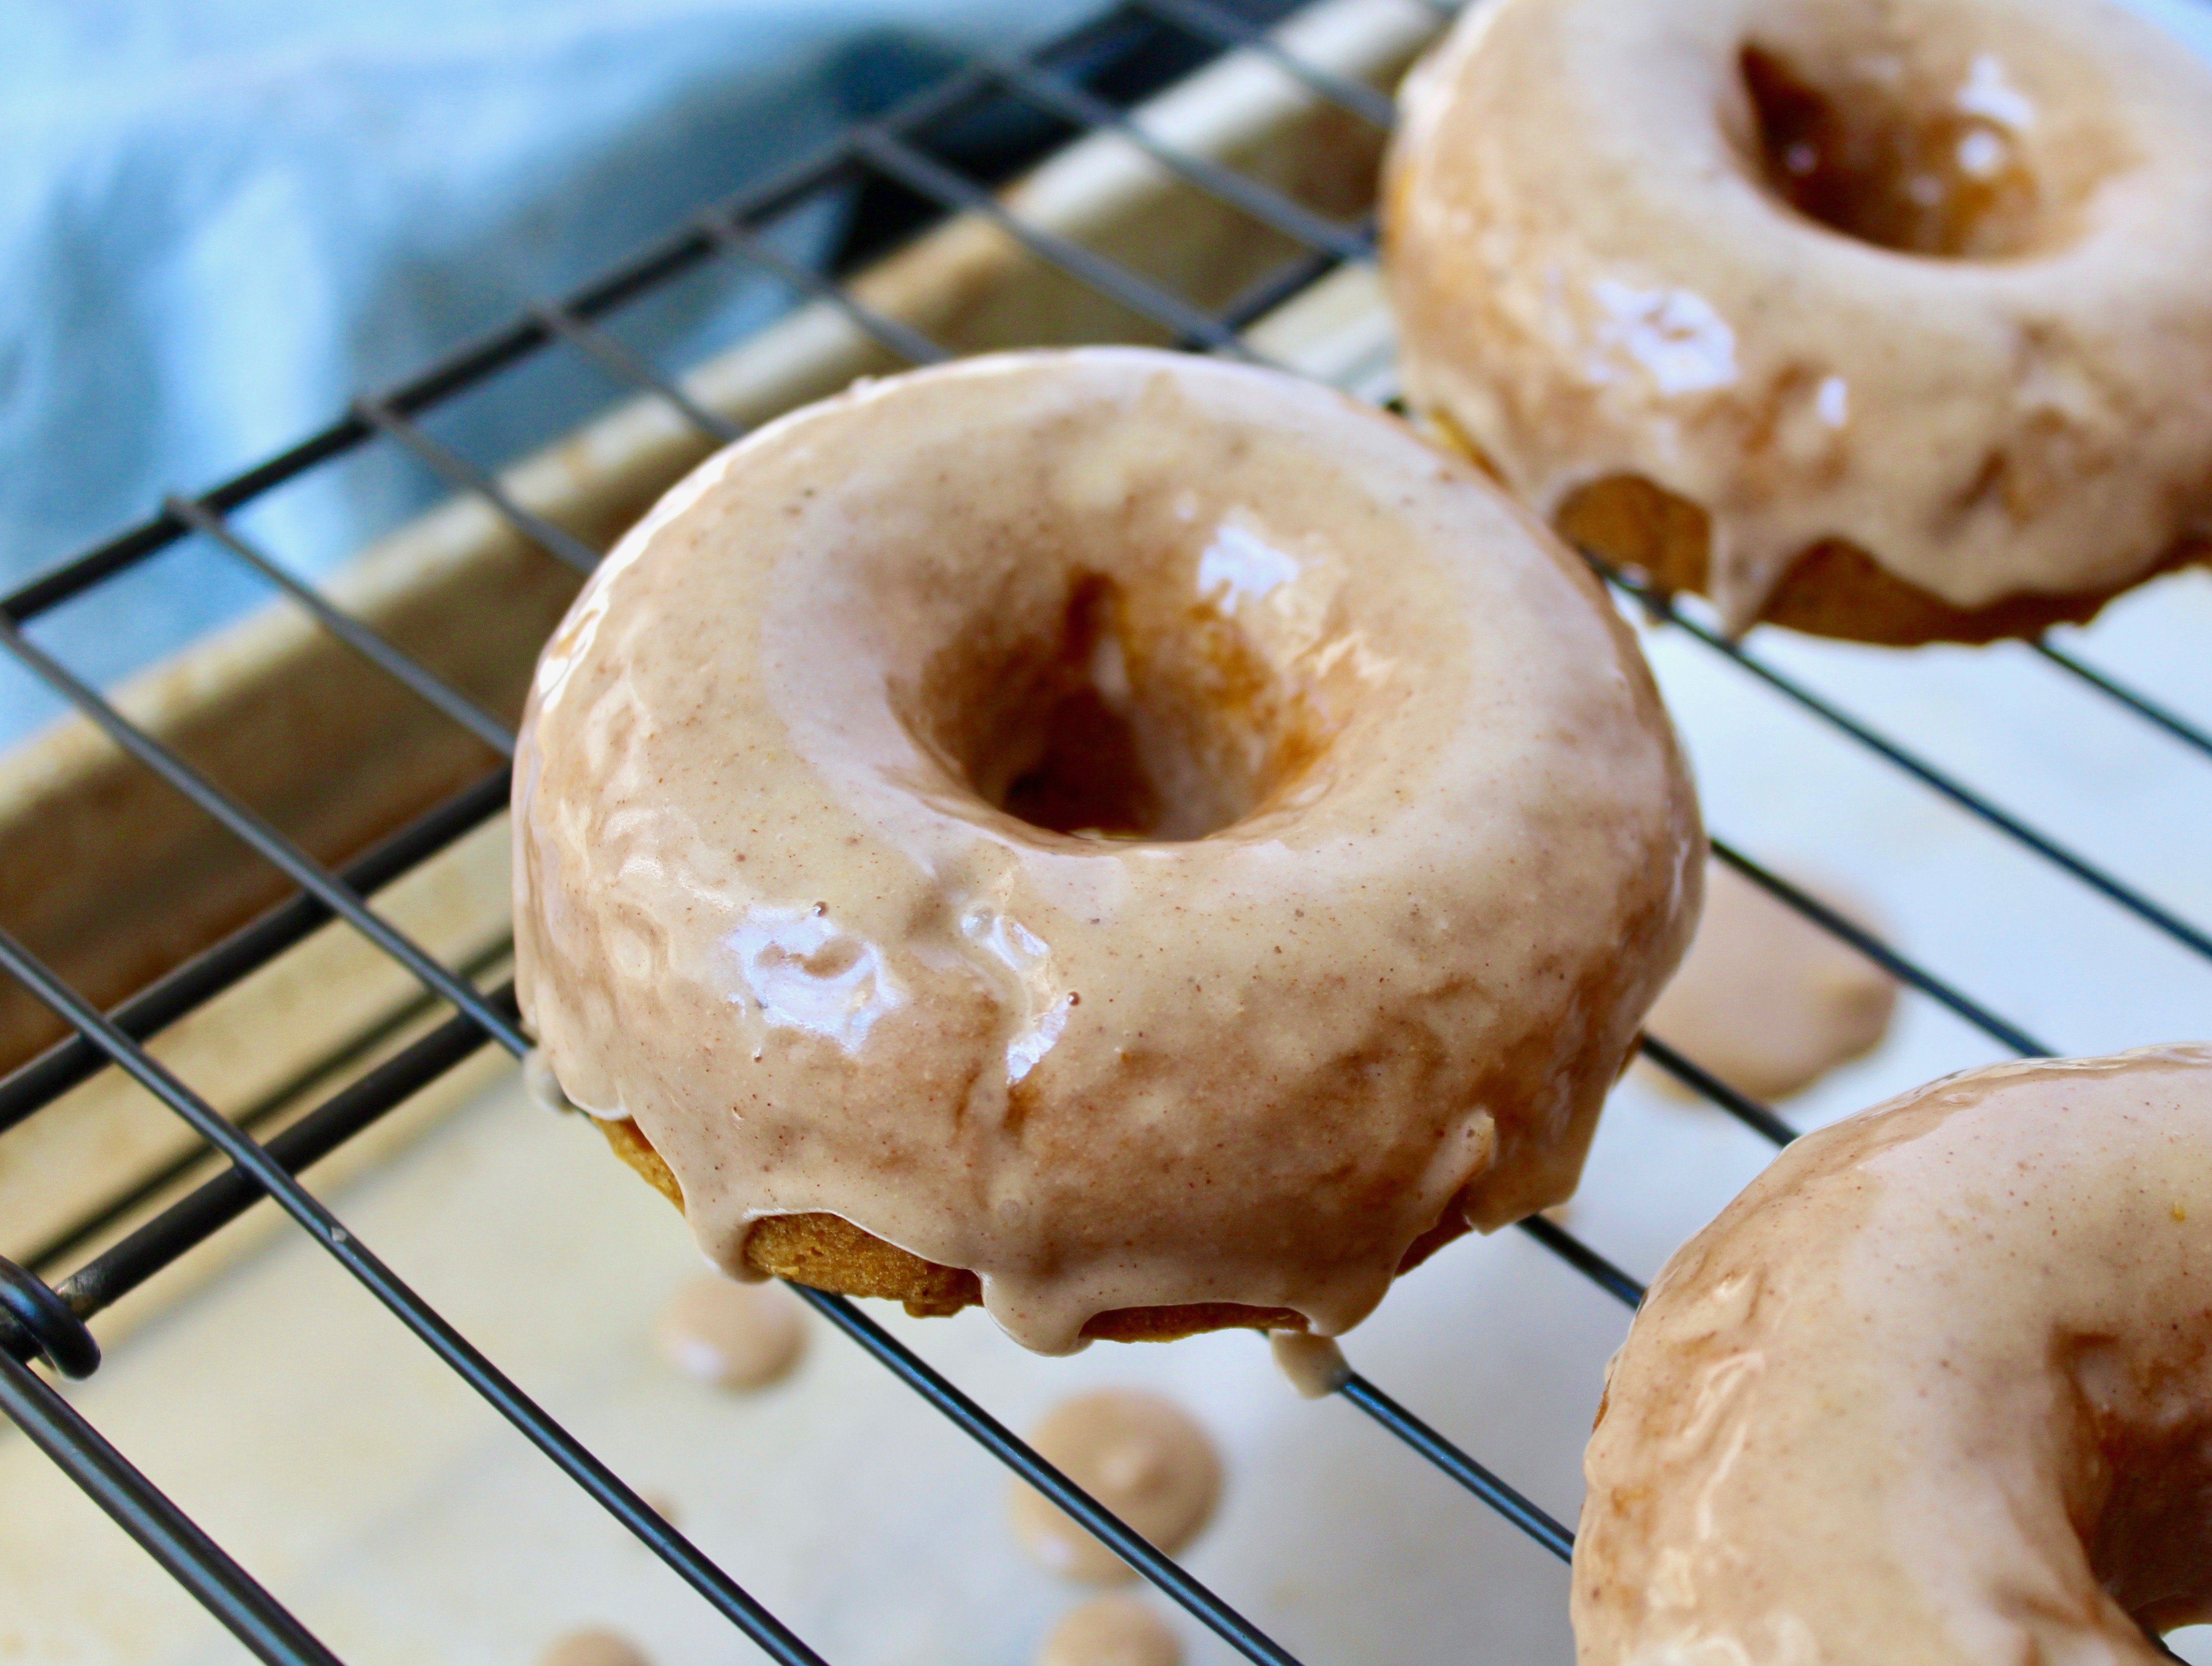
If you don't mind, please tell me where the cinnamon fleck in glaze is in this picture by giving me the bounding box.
[1576,1044,2212,1664]
[1385,0,2212,633]
[514,348,1700,1353]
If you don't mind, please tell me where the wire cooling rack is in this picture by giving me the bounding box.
[1,0,2208,1660]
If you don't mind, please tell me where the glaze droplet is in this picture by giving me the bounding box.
[1040,1594,1182,1666]
[654,1274,806,1390]
[1270,1330,1350,1398]
[1008,1389,1221,1582]
[537,1627,651,1666]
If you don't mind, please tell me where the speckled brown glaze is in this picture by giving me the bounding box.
[513,348,1701,1354]
[1576,1043,2212,1664]
[1384,0,2212,641]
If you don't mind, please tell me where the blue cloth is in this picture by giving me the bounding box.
[0,0,1100,732]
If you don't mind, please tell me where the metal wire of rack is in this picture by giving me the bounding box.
[0,0,2205,1660]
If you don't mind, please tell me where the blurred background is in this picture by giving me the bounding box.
[0,0,1119,744]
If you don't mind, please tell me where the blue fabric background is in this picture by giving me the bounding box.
[0,0,1101,735]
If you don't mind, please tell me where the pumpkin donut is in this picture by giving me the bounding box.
[1384,0,2212,644]
[514,348,1700,1352]
[1578,1044,2212,1662]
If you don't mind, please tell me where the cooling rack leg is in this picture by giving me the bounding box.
[0,1348,343,1666]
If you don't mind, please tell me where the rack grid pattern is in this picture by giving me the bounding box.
[1,1,2207,1661]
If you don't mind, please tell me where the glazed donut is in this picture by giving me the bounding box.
[1576,1043,2212,1663]
[513,347,1701,1354]
[1382,0,2212,644]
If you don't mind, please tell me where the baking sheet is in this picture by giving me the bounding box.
[2,561,2206,1666]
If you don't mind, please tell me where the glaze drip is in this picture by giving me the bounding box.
[1577,1044,2212,1662]
[513,349,1701,1352]
[1385,0,2212,631]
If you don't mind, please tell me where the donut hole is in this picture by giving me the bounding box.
[916,573,1317,843]
[1736,42,2109,258]
[2066,1334,2212,1635]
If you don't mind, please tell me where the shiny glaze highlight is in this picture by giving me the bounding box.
[1577,1044,2212,1663]
[514,349,1701,1353]
[1384,0,2212,630]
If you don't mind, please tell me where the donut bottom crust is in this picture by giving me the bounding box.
[1541,470,2207,648]
[597,1114,1475,1342]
